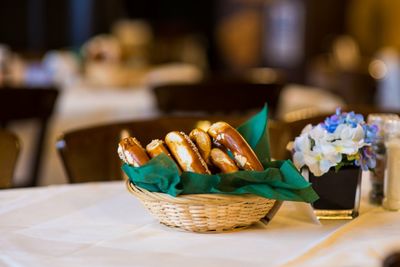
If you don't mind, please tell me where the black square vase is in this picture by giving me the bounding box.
[307,166,362,220]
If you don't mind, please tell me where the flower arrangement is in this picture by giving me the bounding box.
[293,109,378,176]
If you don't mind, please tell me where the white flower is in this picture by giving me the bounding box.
[293,126,342,176]
[332,124,365,155]
[293,133,311,170]
[301,124,313,134]
[309,124,332,142]
[303,145,341,177]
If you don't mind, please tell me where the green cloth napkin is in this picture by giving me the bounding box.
[122,105,319,203]
[236,104,271,164]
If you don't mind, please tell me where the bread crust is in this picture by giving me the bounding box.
[210,148,239,173]
[165,131,210,174]
[146,139,181,173]
[146,139,171,158]
[189,128,212,165]
[208,122,263,171]
[118,137,150,167]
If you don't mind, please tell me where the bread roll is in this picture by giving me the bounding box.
[210,148,239,173]
[165,131,210,174]
[146,139,181,173]
[146,139,171,158]
[118,137,149,167]
[189,128,212,165]
[208,122,263,171]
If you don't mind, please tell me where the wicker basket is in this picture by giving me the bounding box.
[126,180,279,233]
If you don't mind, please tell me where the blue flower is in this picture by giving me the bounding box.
[323,109,345,133]
[323,108,369,133]
[355,146,376,171]
[344,111,365,128]
[363,124,378,144]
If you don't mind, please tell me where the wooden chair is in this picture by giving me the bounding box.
[0,87,59,186]
[332,71,377,106]
[268,120,291,160]
[0,130,20,189]
[57,115,288,183]
[152,80,284,118]
[344,105,400,119]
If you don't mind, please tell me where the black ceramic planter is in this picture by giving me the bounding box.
[306,166,362,220]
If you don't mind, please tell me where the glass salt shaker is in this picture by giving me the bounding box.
[383,119,400,211]
[367,114,399,205]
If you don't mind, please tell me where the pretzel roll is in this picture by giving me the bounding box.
[189,128,212,165]
[118,137,150,167]
[146,139,182,173]
[210,148,239,174]
[208,122,263,171]
[165,131,210,174]
[146,139,171,158]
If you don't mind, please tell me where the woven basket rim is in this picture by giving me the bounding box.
[126,180,274,205]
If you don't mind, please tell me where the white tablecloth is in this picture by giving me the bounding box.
[1,177,399,267]
[11,85,158,186]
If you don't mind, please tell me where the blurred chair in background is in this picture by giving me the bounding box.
[0,130,19,189]
[283,104,400,128]
[341,104,400,130]
[308,61,377,105]
[333,70,377,105]
[276,84,345,120]
[152,80,284,117]
[0,88,58,187]
[268,120,291,160]
[57,115,249,183]
[283,110,332,132]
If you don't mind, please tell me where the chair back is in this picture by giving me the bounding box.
[333,71,377,105]
[152,80,284,117]
[268,120,291,160]
[0,130,20,188]
[57,115,291,183]
[0,87,59,186]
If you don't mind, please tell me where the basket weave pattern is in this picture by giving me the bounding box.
[127,181,276,233]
